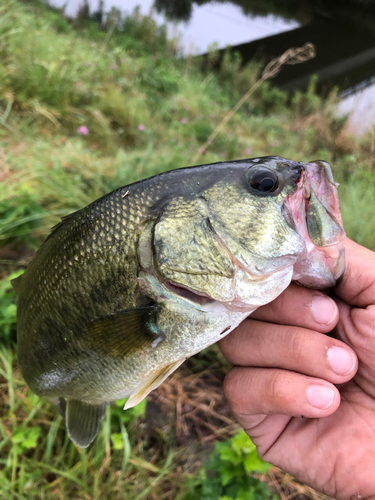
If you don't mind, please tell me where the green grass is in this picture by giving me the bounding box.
[1,0,375,498]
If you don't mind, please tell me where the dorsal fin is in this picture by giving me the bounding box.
[11,274,23,295]
[45,211,78,242]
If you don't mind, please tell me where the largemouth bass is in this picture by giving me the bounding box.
[12,157,345,447]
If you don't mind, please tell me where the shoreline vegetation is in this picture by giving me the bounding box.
[0,1,374,498]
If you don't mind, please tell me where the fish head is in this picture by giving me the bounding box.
[284,159,345,288]
[235,157,345,289]
[140,157,345,311]
[194,156,345,292]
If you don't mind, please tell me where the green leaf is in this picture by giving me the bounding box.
[243,449,271,474]
[218,445,241,465]
[12,426,41,450]
[220,467,236,487]
[232,430,254,455]
[111,432,123,450]
[131,398,146,418]
[6,304,17,317]
[115,398,127,408]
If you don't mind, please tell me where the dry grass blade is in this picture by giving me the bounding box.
[262,467,334,500]
[191,43,316,163]
[147,365,238,447]
[262,43,315,80]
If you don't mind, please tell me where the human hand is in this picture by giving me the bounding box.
[219,238,375,499]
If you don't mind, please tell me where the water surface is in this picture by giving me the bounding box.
[48,0,375,134]
[51,0,299,54]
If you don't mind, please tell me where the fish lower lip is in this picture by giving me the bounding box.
[335,270,344,286]
[334,246,346,284]
[163,281,215,305]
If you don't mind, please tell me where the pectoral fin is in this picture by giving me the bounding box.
[124,358,186,410]
[66,399,107,448]
[83,305,161,359]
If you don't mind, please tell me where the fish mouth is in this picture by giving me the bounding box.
[286,160,346,289]
[163,280,215,305]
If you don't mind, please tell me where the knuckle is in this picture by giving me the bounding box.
[269,291,285,316]
[270,285,305,318]
[223,369,243,408]
[218,333,231,356]
[267,371,284,401]
[224,368,299,417]
[286,327,306,363]
[267,370,296,410]
[344,305,375,353]
[223,368,261,417]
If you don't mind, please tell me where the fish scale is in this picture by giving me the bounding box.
[13,157,345,447]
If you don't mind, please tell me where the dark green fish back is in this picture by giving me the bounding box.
[16,186,153,393]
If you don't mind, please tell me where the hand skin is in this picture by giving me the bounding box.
[219,238,375,500]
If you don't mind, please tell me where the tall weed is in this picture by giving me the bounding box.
[0,270,21,344]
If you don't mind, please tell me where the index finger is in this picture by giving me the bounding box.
[335,238,375,307]
[250,283,338,333]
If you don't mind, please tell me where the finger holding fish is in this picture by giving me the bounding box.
[220,280,358,423]
[223,366,342,421]
[250,283,339,332]
[219,319,357,385]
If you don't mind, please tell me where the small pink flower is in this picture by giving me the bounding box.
[77,125,89,135]
[246,148,252,155]
[180,118,188,124]
[138,124,145,131]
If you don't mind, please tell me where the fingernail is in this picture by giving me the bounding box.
[327,346,355,375]
[311,296,336,325]
[307,384,335,409]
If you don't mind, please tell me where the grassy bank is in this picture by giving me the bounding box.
[1,0,374,498]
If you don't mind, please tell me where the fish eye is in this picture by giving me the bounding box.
[247,166,279,194]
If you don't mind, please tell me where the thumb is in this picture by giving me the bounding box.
[335,238,375,307]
